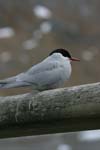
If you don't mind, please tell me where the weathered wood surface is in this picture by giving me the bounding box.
[0,82,100,138]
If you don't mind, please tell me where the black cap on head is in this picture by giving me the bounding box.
[49,48,71,58]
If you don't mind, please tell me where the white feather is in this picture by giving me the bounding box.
[0,53,72,90]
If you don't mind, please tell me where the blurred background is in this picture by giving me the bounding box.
[0,0,100,149]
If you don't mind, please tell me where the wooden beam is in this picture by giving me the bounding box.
[0,82,100,138]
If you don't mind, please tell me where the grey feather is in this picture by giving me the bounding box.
[0,53,71,90]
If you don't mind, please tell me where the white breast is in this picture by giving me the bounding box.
[50,53,72,87]
[59,58,71,81]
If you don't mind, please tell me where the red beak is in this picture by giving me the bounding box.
[70,57,80,61]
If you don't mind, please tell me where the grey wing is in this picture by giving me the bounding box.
[0,73,30,88]
[0,57,64,89]
[0,57,56,88]
[18,56,66,90]
[26,56,58,75]
[19,65,64,90]
[0,72,27,84]
[0,76,17,83]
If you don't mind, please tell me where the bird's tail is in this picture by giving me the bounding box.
[0,81,29,88]
[0,76,30,89]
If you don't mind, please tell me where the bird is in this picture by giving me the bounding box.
[0,48,80,91]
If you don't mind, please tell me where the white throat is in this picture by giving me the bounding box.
[51,53,72,80]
